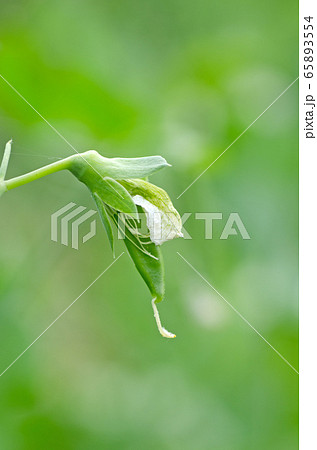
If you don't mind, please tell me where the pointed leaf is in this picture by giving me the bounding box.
[93,177,137,216]
[93,193,114,254]
[119,216,165,302]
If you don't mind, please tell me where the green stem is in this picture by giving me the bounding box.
[3,154,77,192]
[0,140,13,181]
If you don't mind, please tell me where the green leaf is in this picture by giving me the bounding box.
[92,192,114,255]
[93,177,137,217]
[101,155,171,179]
[120,219,165,302]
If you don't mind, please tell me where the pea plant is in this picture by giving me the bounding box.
[0,140,183,338]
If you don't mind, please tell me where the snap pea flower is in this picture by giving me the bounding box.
[1,142,182,338]
[69,150,182,338]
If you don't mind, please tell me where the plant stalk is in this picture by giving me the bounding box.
[2,154,77,192]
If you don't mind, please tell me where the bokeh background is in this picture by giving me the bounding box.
[0,0,298,449]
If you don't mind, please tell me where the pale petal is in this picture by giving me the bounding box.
[132,195,183,245]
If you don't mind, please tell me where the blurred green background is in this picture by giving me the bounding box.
[0,0,298,449]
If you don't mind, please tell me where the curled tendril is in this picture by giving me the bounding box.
[152,298,176,339]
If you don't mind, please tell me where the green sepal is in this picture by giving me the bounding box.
[70,151,170,181]
[92,192,114,255]
[99,155,171,180]
[116,214,165,302]
[93,177,137,217]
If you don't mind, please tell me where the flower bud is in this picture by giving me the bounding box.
[69,150,180,338]
[119,178,183,245]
